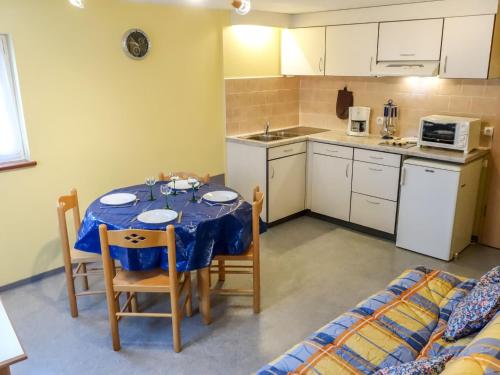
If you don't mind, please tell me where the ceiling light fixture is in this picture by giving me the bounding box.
[232,0,251,15]
[69,0,85,9]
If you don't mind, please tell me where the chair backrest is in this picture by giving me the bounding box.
[158,171,210,184]
[98,225,179,289]
[57,189,81,260]
[252,186,264,254]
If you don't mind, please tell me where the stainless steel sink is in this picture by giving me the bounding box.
[241,126,330,143]
[268,131,300,138]
[245,134,284,142]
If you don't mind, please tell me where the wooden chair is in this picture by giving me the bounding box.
[158,171,210,184]
[57,189,104,318]
[99,224,192,352]
[210,186,264,313]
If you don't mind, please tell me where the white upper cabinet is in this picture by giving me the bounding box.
[378,19,443,61]
[282,27,326,76]
[440,15,495,79]
[325,23,378,76]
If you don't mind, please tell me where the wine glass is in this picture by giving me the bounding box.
[169,172,180,196]
[145,176,157,201]
[188,177,198,202]
[160,184,171,209]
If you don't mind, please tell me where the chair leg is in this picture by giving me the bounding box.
[105,293,121,351]
[126,292,133,312]
[81,263,89,291]
[185,273,193,318]
[131,293,138,313]
[64,263,78,318]
[218,260,226,282]
[253,259,261,314]
[170,291,182,353]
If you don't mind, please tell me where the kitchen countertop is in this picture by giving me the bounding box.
[226,128,489,164]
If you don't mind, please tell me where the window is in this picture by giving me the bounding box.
[0,35,30,166]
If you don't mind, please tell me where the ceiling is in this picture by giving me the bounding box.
[132,0,438,14]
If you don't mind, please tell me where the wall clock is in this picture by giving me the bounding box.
[122,29,150,60]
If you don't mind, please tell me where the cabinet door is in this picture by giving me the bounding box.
[440,15,495,79]
[326,23,378,76]
[282,27,326,76]
[378,19,443,61]
[310,154,352,221]
[268,154,306,222]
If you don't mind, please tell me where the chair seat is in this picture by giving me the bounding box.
[214,244,254,261]
[70,248,101,263]
[113,269,180,293]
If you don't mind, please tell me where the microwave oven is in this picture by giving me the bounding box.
[418,115,481,153]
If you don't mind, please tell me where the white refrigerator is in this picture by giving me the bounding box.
[396,158,483,261]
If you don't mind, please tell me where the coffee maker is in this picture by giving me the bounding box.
[347,106,370,137]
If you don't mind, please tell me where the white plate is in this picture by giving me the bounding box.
[202,191,239,204]
[100,193,137,206]
[137,209,178,224]
[167,179,200,191]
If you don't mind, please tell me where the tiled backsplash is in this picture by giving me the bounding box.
[300,76,500,138]
[225,77,299,136]
[225,76,499,142]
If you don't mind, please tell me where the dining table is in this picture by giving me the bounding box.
[74,181,258,324]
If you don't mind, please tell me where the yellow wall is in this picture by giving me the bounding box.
[0,0,228,286]
[223,25,282,78]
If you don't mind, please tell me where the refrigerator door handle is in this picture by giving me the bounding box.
[400,166,406,186]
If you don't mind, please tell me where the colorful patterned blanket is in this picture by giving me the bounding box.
[257,267,487,375]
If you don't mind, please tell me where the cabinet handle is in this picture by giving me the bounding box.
[366,200,381,205]
[369,167,383,172]
[369,56,373,72]
[400,53,415,57]
[345,163,350,178]
[425,169,435,173]
[369,156,384,160]
[270,166,275,179]
[319,57,324,72]
[327,149,338,153]
[444,55,448,74]
[400,166,406,186]
[283,148,294,153]
[461,183,466,188]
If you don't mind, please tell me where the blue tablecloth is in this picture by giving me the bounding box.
[74,183,262,272]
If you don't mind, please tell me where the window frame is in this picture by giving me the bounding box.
[0,34,33,170]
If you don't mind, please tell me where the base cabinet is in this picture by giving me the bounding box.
[310,153,352,221]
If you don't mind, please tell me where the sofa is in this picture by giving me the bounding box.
[257,267,499,375]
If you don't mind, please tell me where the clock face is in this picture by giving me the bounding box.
[122,29,150,60]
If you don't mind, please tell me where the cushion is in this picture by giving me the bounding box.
[374,354,452,375]
[479,266,500,286]
[443,282,499,341]
[256,268,474,375]
[441,312,500,375]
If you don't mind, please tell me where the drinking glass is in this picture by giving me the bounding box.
[188,178,198,202]
[145,176,157,201]
[169,172,180,196]
[160,184,171,209]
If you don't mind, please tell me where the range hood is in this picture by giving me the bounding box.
[371,61,440,77]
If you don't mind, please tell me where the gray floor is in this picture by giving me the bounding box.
[2,216,499,375]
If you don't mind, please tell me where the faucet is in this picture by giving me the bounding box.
[264,120,270,135]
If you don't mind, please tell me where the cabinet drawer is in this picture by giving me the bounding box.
[350,193,397,234]
[352,161,400,201]
[354,148,401,167]
[268,142,307,160]
[313,142,353,159]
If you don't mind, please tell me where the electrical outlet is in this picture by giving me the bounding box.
[483,127,494,137]
[376,116,384,126]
